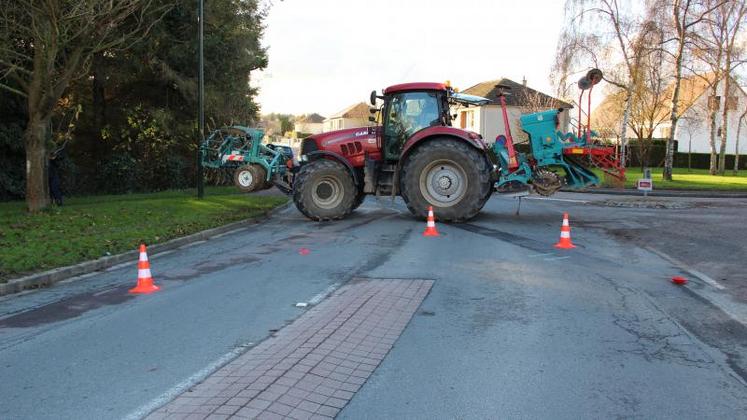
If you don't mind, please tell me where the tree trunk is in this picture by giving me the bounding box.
[664,40,685,181]
[718,68,731,175]
[708,84,719,174]
[732,118,744,176]
[735,113,745,175]
[620,87,632,168]
[24,114,51,212]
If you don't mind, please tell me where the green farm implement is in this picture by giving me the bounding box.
[200,126,294,193]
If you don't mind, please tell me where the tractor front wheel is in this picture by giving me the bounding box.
[400,138,492,222]
[234,164,267,193]
[293,159,357,221]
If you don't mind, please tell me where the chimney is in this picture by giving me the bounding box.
[522,76,527,87]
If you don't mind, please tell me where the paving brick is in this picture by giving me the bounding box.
[288,408,315,420]
[315,405,340,417]
[226,397,251,406]
[212,405,239,415]
[332,389,354,400]
[314,385,335,397]
[246,398,272,410]
[266,402,294,416]
[256,411,284,420]
[304,392,328,405]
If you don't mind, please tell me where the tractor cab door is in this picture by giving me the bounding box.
[382,91,442,160]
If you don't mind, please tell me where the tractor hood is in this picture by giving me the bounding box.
[307,126,378,148]
[301,126,382,166]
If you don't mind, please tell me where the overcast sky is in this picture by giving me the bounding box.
[254,0,573,116]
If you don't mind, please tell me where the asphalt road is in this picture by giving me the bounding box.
[0,192,746,419]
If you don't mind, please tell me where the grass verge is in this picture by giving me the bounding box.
[0,187,287,282]
[593,167,747,190]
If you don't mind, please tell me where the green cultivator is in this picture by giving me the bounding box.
[200,126,293,192]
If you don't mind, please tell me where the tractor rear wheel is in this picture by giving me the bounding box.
[400,138,492,222]
[351,188,366,211]
[234,164,266,192]
[293,159,357,221]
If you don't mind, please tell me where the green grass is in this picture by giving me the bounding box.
[592,167,747,191]
[0,187,287,282]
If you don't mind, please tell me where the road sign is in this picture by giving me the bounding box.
[637,178,653,194]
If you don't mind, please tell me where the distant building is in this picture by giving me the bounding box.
[668,75,746,155]
[323,102,375,132]
[451,78,572,143]
[295,113,325,135]
[593,74,747,155]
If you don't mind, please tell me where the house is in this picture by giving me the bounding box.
[451,78,573,143]
[668,75,747,155]
[323,102,375,132]
[593,74,747,155]
[295,113,325,135]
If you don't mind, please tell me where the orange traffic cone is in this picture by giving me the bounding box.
[554,212,576,249]
[423,206,440,237]
[129,244,160,294]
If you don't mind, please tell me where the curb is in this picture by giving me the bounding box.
[563,188,747,199]
[0,200,292,297]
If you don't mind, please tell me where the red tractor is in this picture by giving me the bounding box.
[292,82,496,222]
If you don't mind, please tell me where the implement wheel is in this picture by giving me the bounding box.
[400,138,492,222]
[293,159,357,221]
[234,164,266,192]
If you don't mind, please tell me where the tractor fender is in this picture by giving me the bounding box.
[401,126,489,161]
[304,150,362,186]
[399,127,497,173]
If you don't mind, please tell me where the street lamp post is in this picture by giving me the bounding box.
[197,0,205,199]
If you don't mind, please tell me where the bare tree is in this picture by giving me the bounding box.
[714,1,747,175]
[554,0,659,168]
[690,0,728,173]
[0,1,170,211]
[629,30,672,169]
[661,0,726,180]
[736,107,747,174]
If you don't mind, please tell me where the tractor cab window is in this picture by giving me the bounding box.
[383,91,441,159]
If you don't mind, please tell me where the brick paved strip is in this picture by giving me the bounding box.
[147,278,433,420]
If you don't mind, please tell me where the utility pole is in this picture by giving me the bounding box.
[196,0,205,199]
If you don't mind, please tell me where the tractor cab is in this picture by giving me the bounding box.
[371,83,453,160]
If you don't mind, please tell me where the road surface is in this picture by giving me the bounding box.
[1,193,746,419]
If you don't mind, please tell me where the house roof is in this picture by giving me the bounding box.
[298,113,325,124]
[461,78,573,109]
[328,102,374,119]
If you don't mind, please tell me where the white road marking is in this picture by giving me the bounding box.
[123,343,252,420]
[528,253,555,258]
[645,246,725,290]
[176,240,207,249]
[209,228,248,239]
[308,283,340,306]
[525,197,590,204]
[544,256,571,261]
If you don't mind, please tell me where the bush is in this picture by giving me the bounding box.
[0,123,26,200]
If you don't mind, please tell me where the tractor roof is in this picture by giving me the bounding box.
[383,82,447,95]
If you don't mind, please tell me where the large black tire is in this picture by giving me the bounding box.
[400,138,492,222]
[351,188,366,211]
[234,164,266,192]
[293,159,357,221]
